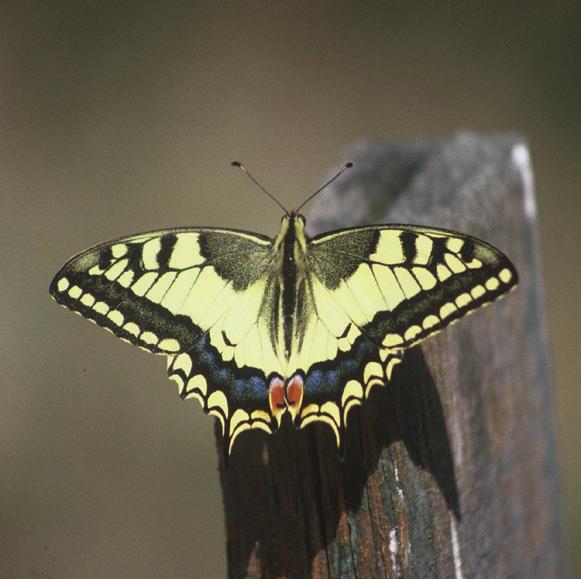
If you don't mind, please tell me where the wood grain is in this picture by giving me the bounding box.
[217,134,565,578]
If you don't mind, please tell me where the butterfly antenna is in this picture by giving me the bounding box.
[295,162,353,213]
[231,161,290,215]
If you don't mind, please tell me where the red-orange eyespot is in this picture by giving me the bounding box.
[285,374,304,407]
[268,377,286,412]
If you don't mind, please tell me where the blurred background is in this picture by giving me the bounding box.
[1,2,579,577]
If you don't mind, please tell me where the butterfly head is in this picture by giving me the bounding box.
[281,211,306,227]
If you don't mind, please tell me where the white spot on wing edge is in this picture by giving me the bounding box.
[80,293,95,307]
[107,309,124,326]
[123,321,140,337]
[499,268,512,284]
[172,352,192,376]
[57,277,69,292]
[93,301,110,315]
[68,285,82,299]
[485,277,500,291]
[158,338,180,352]
[141,331,158,345]
[404,325,422,342]
[511,143,536,221]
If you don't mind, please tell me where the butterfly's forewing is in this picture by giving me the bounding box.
[50,227,282,452]
[294,225,518,446]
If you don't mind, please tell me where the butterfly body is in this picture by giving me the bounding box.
[50,209,517,454]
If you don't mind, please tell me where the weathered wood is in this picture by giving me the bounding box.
[217,134,565,578]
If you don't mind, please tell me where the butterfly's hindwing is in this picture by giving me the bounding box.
[167,350,277,454]
[294,337,404,451]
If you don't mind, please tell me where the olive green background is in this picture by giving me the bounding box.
[2,2,579,577]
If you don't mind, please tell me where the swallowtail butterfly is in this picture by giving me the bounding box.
[50,163,518,455]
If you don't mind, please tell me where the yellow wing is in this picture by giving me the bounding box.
[290,225,518,448]
[50,227,284,452]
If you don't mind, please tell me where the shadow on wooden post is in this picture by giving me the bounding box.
[219,348,458,577]
[216,134,565,578]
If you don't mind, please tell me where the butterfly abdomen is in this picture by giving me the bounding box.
[281,216,298,355]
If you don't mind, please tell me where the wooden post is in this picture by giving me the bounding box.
[217,134,565,578]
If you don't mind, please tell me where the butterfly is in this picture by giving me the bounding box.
[49,162,518,455]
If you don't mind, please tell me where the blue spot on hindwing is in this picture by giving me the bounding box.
[233,375,266,401]
[340,357,357,375]
[304,336,378,399]
[305,369,324,393]
[249,375,266,397]
[215,366,232,383]
[324,370,339,391]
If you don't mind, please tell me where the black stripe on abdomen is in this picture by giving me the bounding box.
[281,224,297,355]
